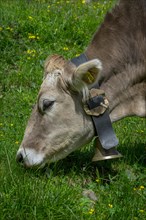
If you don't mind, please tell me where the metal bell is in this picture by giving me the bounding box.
[92,140,123,162]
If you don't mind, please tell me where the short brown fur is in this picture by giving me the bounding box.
[86,0,146,119]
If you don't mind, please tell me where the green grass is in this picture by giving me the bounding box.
[0,0,146,219]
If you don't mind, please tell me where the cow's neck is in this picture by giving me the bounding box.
[70,51,129,122]
[71,49,146,123]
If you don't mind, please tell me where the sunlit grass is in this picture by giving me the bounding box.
[0,0,146,219]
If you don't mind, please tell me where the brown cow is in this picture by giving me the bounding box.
[16,0,146,168]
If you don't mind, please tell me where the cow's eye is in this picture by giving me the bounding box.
[43,99,55,111]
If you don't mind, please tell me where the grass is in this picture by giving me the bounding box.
[0,0,146,219]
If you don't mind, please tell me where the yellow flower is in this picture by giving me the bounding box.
[82,0,86,4]
[88,208,95,214]
[95,179,100,183]
[6,27,13,32]
[26,49,36,54]
[27,49,32,54]
[15,141,19,144]
[139,209,144,213]
[28,16,33,20]
[139,186,144,190]
[28,35,36,39]
[108,204,113,208]
[63,47,69,51]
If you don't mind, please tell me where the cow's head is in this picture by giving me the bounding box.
[16,55,102,168]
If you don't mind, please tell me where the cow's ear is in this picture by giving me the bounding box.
[71,59,102,91]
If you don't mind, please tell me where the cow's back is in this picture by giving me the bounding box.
[86,0,146,121]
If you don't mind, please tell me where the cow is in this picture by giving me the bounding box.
[16,0,146,168]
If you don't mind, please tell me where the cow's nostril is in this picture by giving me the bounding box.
[16,152,24,163]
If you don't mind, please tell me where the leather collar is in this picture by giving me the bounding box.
[71,54,119,150]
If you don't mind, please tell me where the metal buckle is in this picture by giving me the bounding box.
[83,88,109,117]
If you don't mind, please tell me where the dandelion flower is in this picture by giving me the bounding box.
[27,49,32,54]
[63,47,69,51]
[6,27,13,32]
[88,208,95,214]
[139,186,144,190]
[26,49,36,54]
[108,204,113,208]
[28,35,36,39]
[28,16,33,20]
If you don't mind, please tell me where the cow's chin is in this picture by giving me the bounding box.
[16,125,94,169]
[48,132,94,164]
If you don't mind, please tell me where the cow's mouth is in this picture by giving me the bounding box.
[16,147,46,168]
[16,132,90,169]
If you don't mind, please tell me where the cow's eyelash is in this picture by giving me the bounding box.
[43,99,55,111]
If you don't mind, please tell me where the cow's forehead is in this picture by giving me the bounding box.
[42,71,60,89]
[46,71,60,84]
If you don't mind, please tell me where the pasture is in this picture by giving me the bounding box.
[0,0,146,219]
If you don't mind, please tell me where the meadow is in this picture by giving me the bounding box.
[0,0,146,219]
